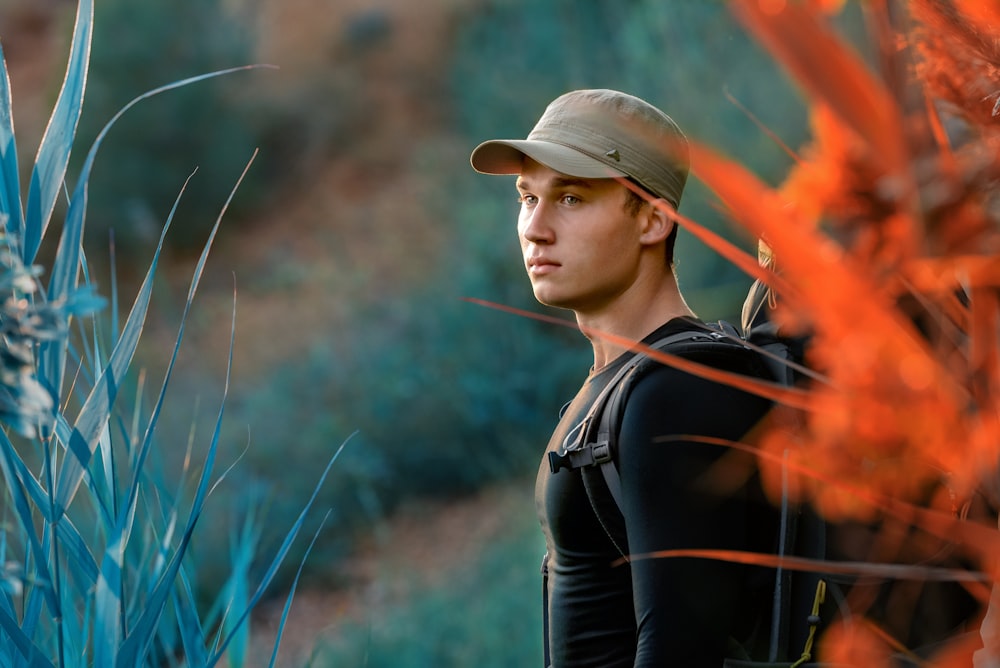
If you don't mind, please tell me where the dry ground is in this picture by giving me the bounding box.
[246,482,532,666]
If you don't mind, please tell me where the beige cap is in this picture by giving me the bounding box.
[470,89,689,207]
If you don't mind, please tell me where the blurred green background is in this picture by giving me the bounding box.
[0,0,862,663]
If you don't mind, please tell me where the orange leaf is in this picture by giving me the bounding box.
[818,619,896,668]
[952,0,1000,33]
[731,0,909,178]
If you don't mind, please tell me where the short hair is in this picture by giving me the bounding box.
[623,186,678,267]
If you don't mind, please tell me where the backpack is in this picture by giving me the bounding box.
[545,274,831,667]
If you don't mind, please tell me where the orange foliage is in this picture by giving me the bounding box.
[692,0,1000,513]
[679,0,1000,661]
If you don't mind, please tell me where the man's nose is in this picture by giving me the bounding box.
[521,202,555,244]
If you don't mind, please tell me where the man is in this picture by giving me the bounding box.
[470,89,777,667]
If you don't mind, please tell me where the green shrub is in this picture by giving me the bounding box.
[70,0,265,255]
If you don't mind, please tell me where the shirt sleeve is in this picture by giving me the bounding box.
[615,359,773,667]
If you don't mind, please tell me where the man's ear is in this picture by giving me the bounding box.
[638,198,675,246]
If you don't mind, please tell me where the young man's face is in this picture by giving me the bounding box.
[515,158,649,315]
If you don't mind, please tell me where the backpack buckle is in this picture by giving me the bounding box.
[548,438,612,473]
[548,450,572,473]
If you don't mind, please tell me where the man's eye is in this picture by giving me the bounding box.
[561,195,581,205]
[518,194,537,205]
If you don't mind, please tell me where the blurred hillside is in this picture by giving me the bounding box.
[0,0,825,620]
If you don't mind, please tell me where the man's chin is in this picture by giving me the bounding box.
[533,291,575,312]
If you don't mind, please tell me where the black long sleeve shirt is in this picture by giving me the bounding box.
[536,318,776,667]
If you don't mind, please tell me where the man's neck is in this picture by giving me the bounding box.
[578,276,695,372]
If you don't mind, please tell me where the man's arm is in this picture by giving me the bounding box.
[617,359,773,666]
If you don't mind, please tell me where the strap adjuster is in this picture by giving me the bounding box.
[591,439,612,464]
[548,438,613,473]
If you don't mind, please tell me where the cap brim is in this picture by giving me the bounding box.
[470,139,628,179]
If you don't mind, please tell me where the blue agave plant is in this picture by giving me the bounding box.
[0,1,337,666]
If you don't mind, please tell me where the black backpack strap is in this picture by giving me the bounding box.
[551,324,747,513]
[547,340,652,481]
[541,552,550,668]
[549,325,748,561]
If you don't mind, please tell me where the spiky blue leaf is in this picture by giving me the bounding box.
[0,42,23,238]
[23,0,93,265]
[208,438,349,667]
[0,431,58,617]
[93,532,126,666]
[0,602,53,668]
[50,185,172,522]
[40,64,262,404]
[115,147,258,668]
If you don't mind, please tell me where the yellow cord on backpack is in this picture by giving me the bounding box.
[790,580,826,668]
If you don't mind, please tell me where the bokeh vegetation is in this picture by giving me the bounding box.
[71,0,264,252]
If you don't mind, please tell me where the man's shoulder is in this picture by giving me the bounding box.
[643,320,771,379]
[619,338,774,443]
[624,325,775,416]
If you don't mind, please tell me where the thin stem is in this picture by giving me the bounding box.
[42,434,65,668]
